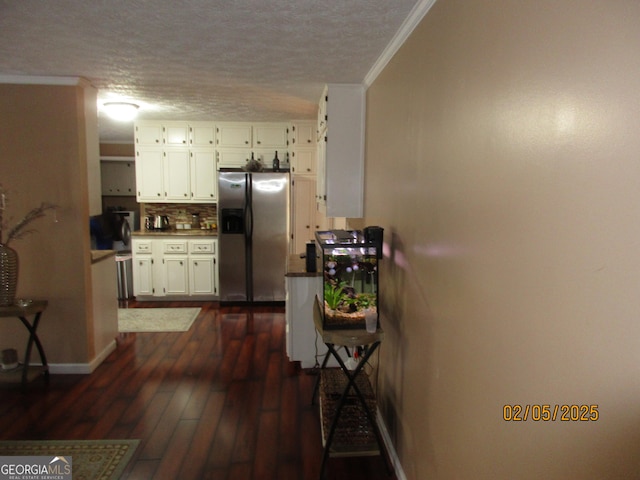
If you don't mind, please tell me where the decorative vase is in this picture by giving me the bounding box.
[0,243,18,306]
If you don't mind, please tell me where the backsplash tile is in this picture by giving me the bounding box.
[141,203,217,229]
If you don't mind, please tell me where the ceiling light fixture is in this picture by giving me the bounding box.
[102,102,139,122]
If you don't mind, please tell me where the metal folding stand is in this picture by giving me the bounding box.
[311,300,392,479]
[0,300,49,389]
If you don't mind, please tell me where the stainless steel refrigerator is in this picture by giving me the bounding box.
[218,169,290,302]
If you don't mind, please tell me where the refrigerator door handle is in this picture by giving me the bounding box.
[245,173,254,301]
[244,174,254,239]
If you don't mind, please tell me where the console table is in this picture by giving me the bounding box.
[0,300,49,388]
[312,298,391,479]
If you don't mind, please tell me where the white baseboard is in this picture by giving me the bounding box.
[377,409,407,480]
[48,340,117,375]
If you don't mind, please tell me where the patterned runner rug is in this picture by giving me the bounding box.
[118,307,200,332]
[0,439,139,480]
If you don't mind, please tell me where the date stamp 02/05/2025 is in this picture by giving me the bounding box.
[503,404,599,422]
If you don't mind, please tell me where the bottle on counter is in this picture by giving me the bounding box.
[272,151,280,171]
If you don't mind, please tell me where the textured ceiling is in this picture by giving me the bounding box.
[0,0,420,143]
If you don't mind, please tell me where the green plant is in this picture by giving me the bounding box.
[342,292,376,312]
[324,281,346,310]
[356,293,376,310]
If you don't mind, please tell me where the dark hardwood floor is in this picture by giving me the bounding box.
[0,301,396,480]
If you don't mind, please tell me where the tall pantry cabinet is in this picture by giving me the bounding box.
[290,121,330,254]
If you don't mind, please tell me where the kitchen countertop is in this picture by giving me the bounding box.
[286,253,322,277]
[132,229,218,237]
[91,250,116,264]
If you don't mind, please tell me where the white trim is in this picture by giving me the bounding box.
[100,156,135,162]
[377,409,407,480]
[0,74,91,87]
[48,340,117,375]
[99,141,136,146]
[364,0,438,88]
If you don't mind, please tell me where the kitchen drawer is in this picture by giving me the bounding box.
[163,240,188,254]
[189,239,216,254]
[133,240,153,254]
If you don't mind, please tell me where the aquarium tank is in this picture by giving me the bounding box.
[315,229,381,330]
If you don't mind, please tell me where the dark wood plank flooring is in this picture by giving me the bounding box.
[0,301,396,480]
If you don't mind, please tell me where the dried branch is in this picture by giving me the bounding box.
[3,202,57,246]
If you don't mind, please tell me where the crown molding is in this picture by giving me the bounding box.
[0,74,91,87]
[364,0,438,88]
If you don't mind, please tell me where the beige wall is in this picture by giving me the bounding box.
[365,1,640,478]
[0,83,94,364]
[100,143,134,157]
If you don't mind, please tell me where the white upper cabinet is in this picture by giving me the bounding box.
[134,120,217,203]
[290,149,315,175]
[290,121,317,176]
[317,90,328,138]
[253,123,289,149]
[291,121,316,147]
[135,122,163,145]
[317,84,365,218]
[133,121,292,199]
[217,149,251,169]
[190,148,217,201]
[214,123,289,170]
[216,124,252,148]
[163,148,191,200]
[164,122,189,146]
[216,123,289,149]
[135,146,164,201]
[189,122,216,147]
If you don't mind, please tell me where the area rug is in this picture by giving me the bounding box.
[0,439,139,480]
[118,307,200,332]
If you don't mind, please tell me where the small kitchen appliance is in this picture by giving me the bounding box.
[153,215,170,230]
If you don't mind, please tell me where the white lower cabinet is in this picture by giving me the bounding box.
[285,274,345,369]
[133,256,154,296]
[163,256,189,294]
[190,257,217,295]
[189,239,218,296]
[132,237,218,299]
[285,275,324,368]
